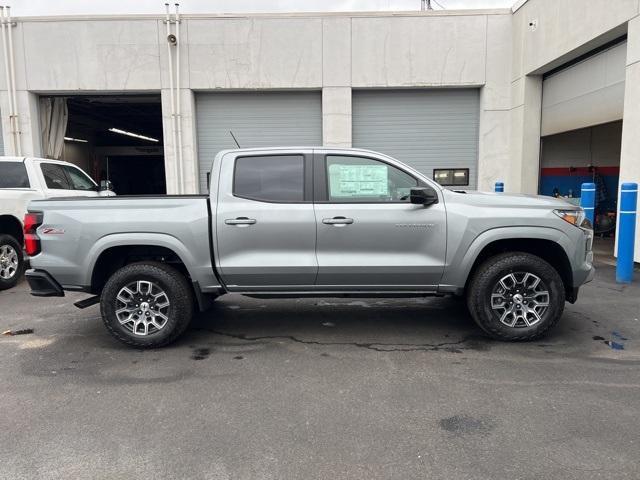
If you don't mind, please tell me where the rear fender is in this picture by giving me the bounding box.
[84,233,199,287]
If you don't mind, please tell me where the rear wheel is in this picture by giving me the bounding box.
[100,262,194,348]
[466,252,565,341]
[0,234,24,291]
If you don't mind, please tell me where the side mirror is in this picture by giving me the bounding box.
[100,180,114,192]
[410,186,438,206]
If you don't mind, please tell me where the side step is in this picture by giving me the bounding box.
[74,295,101,309]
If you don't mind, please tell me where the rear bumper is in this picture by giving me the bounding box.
[25,269,65,297]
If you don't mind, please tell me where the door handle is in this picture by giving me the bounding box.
[225,217,257,225]
[322,216,354,225]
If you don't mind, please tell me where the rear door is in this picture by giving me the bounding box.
[313,151,447,290]
[215,150,317,290]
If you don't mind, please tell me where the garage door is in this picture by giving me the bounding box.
[541,41,626,137]
[196,91,322,192]
[352,89,480,189]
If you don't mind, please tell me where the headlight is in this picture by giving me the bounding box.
[553,209,593,230]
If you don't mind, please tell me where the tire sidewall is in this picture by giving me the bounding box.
[101,263,192,347]
[471,253,565,340]
[0,234,24,290]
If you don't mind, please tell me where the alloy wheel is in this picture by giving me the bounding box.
[490,272,550,328]
[115,280,171,336]
[0,244,19,280]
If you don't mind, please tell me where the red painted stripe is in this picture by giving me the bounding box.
[541,166,620,176]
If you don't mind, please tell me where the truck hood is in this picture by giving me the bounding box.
[444,189,581,210]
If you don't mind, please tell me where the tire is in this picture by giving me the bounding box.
[100,262,194,348]
[0,234,24,291]
[466,252,565,341]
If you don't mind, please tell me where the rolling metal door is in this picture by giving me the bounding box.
[352,89,480,189]
[196,91,321,192]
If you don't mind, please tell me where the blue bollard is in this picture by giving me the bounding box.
[495,181,504,193]
[580,182,596,226]
[616,182,638,284]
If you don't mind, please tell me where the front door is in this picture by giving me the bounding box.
[215,152,317,290]
[313,153,447,290]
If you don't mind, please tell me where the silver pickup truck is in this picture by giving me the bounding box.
[25,147,594,348]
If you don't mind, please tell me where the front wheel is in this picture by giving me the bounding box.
[100,262,194,348]
[466,252,565,341]
[0,234,24,291]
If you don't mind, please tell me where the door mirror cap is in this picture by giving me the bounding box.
[410,187,438,206]
[100,180,114,192]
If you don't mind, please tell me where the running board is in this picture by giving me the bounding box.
[242,292,446,299]
[73,295,101,309]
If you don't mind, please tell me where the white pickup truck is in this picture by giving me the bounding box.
[0,156,114,290]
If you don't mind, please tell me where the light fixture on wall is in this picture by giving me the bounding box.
[64,136,88,143]
[108,127,159,143]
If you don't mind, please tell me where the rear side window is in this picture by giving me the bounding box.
[234,155,304,202]
[41,163,71,189]
[0,162,30,188]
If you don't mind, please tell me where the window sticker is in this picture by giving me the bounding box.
[328,164,389,197]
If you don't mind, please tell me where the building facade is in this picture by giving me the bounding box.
[1,0,639,259]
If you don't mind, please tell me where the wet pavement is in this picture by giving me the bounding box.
[1,260,639,479]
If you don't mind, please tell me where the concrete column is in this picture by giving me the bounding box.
[508,75,543,194]
[321,17,352,148]
[161,88,198,194]
[0,90,41,157]
[618,16,640,262]
[477,14,512,192]
[322,87,351,148]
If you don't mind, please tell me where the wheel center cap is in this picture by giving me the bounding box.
[513,294,524,305]
[140,302,150,312]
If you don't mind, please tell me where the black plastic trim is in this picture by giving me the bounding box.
[25,269,64,297]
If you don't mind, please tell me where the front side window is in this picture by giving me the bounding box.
[234,155,304,202]
[41,163,71,190]
[63,165,96,191]
[326,155,418,203]
[0,162,30,188]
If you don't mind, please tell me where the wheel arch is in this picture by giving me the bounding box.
[441,227,575,301]
[0,214,24,246]
[464,238,574,302]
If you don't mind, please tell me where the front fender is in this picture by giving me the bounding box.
[439,226,573,291]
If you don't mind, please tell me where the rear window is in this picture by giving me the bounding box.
[233,155,304,202]
[0,162,30,188]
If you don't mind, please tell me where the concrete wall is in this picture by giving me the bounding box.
[0,10,512,194]
[513,0,639,260]
[619,15,640,262]
[0,4,636,224]
[509,0,639,195]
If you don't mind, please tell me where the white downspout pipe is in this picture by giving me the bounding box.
[174,3,183,194]
[0,7,17,155]
[5,6,20,155]
[165,3,178,193]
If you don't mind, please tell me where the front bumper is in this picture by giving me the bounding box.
[25,269,65,297]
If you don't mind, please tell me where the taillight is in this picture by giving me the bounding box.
[24,212,43,256]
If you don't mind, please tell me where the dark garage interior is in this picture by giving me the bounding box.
[48,94,166,195]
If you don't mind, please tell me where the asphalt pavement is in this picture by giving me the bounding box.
[1,260,639,479]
